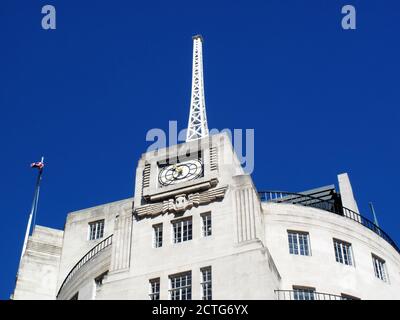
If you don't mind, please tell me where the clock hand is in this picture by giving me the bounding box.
[173,164,183,175]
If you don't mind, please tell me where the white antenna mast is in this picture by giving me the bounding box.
[186,35,209,142]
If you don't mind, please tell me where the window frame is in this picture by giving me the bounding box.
[88,219,105,241]
[333,238,354,266]
[149,278,160,300]
[172,217,193,244]
[287,230,311,256]
[152,223,163,248]
[201,212,212,237]
[372,254,388,282]
[200,267,212,300]
[292,286,316,300]
[169,271,192,300]
[95,271,108,288]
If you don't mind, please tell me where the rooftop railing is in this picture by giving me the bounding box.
[275,290,355,300]
[57,234,113,297]
[259,191,400,254]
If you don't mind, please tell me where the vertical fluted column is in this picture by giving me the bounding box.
[232,175,264,244]
[110,203,133,272]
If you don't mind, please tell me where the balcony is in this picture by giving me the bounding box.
[259,190,400,254]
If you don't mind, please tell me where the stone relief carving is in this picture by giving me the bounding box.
[135,186,228,217]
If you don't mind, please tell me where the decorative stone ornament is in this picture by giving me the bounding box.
[135,186,228,218]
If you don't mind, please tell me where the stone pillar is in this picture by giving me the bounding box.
[109,201,133,273]
[338,173,360,221]
[231,175,264,244]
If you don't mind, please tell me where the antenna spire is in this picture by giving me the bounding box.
[186,35,209,142]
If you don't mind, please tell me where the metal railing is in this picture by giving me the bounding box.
[275,290,353,300]
[57,234,113,297]
[259,191,400,254]
[259,191,341,213]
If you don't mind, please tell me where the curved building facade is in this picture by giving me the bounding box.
[12,132,400,300]
[264,201,400,300]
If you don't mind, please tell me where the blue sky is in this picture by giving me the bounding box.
[0,0,399,299]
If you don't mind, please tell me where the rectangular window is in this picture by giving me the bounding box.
[201,267,212,300]
[288,231,310,256]
[172,218,192,244]
[95,271,108,288]
[88,220,104,240]
[293,286,315,300]
[333,239,353,266]
[153,224,163,248]
[169,272,192,300]
[149,278,160,300]
[372,254,387,282]
[201,213,212,237]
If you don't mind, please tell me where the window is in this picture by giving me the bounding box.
[95,271,108,288]
[88,220,104,240]
[70,292,79,300]
[149,278,160,300]
[201,212,212,237]
[333,239,353,266]
[172,218,192,243]
[372,254,387,282]
[201,267,212,300]
[288,231,310,256]
[293,286,315,300]
[169,272,192,300]
[341,293,361,300]
[153,224,163,248]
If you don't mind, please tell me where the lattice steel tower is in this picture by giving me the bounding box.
[186,35,209,142]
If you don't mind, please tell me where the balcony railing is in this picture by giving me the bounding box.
[275,290,354,300]
[259,191,400,254]
[57,234,113,297]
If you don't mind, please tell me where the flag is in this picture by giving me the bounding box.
[30,161,44,170]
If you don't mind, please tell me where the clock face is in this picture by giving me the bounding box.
[158,159,203,187]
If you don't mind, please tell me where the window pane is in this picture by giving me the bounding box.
[293,287,315,301]
[89,220,104,240]
[202,213,212,237]
[288,231,310,256]
[170,272,192,301]
[201,267,212,300]
[153,224,163,248]
[173,219,192,244]
[334,240,352,266]
[149,278,160,300]
[372,255,387,282]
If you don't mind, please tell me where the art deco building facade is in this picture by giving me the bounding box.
[12,37,400,300]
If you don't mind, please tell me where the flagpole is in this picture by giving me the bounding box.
[19,157,44,263]
[32,156,44,231]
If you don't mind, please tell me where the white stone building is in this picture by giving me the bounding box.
[12,37,400,300]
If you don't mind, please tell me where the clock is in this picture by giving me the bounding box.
[158,159,203,187]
